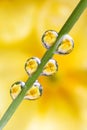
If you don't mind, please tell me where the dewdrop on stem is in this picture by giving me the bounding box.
[42,30,58,49]
[56,34,74,54]
[25,57,41,76]
[24,81,43,100]
[42,59,58,76]
[10,81,25,100]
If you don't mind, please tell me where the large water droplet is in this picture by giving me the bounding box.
[24,81,42,100]
[42,59,58,76]
[42,30,58,49]
[57,34,74,54]
[25,57,41,76]
[10,81,25,100]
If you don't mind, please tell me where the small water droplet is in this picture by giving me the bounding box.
[42,59,58,76]
[24,81,42,100]
[10,81,25,100]
[42,30,58,49]
[57,34,74,54]
[25,57,41,76]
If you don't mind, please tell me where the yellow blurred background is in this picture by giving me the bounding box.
[0,0,87,130]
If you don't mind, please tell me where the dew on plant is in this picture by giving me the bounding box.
[42,30,58,49]
[25,57,41,76]
[42,59,58,76]
[24,81,42,100]
[56,34,74,54]
[10,81,25,100]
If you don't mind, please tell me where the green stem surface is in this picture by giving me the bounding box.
[0,0,87,129]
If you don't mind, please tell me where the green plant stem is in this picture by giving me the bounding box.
[0,0,87,129]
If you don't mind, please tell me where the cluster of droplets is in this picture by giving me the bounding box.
[10,30,74,101]
[42,30,74,54]
[10,81,42,100]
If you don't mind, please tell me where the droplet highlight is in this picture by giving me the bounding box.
[24,81,42,100]
[25,57,41,76]
[42,30,58,49]
[57,34,74,54]
[10,81,25,100]
[42,59,58,76]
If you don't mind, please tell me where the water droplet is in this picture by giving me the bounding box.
[25,57,41,76]
[10,81,25,100]
[24,81,42,100]
[42,30,58,49]
[42,59,58,76]
[57,34,74,54]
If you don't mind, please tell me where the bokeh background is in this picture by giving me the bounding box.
[0,0,87,130]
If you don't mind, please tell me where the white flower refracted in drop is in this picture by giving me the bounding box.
[25,57,41,76]
[24,81,43,100]
[42,30,58,49]
[56,34,74,54]
[10,81,25,100]
[42,59,58,76]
